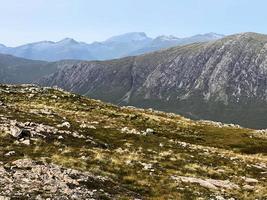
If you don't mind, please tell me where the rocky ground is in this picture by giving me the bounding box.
[0,84,266,199]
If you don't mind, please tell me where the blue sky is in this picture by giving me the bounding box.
[1,0,266,46]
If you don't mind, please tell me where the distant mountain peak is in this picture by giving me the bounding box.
[34,41,55,45]
[204,32,224,38]
[105,32,151,43]
[0,44,6,49]
[193,32,224,39]
[57,38,79,45]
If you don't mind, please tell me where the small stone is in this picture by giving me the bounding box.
[4,151,15,157]
[28,94,35,98]
[145,128,154,135]
[20,139,30,145]
[9,126,31,139]
[58,135,64,140]
[57,122,71,128]
[243,184,254,190]
[80,123,96,129]
[244,177,258,184]
[9,126,22,138]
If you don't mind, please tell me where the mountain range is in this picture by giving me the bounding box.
[0,32,223,61]
[38,32,267,129]
[1,32,267,129]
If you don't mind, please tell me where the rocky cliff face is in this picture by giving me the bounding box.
[39,33,267,129]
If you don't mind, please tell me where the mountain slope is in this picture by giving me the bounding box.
[0,44,6,49]
[39,32,267,129]
[0,54,51,84]
[0,84,266,199]
[0,53,81,84]
[0,32,223,61]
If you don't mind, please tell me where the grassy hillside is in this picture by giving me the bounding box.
[0,54,52,83]
[0,84,266,199]
[0,54,81,84]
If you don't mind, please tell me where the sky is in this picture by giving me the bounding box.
[1,0,267,46]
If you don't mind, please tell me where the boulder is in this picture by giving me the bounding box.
[9,126,31,139]
[57,122,71,128]
[9,126,22,138]
[145,128,155,135]
[20,139,30,145]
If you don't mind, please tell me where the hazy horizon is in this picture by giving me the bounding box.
[0,31,225,47]
[1,0,267,46]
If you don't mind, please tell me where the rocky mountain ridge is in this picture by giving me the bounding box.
[39,32,267,129]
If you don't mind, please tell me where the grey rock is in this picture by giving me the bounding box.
[9,126,22,138]
[20,139,30,146]
[172,175,240,190]
[9,126,31,140]
[57,122,71,129]
[145,128,155,135]
[0,158,116,199]
[4,151,15,157]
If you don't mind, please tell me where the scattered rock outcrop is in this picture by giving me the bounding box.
[172,176,240,190]
[0,159,119,199]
